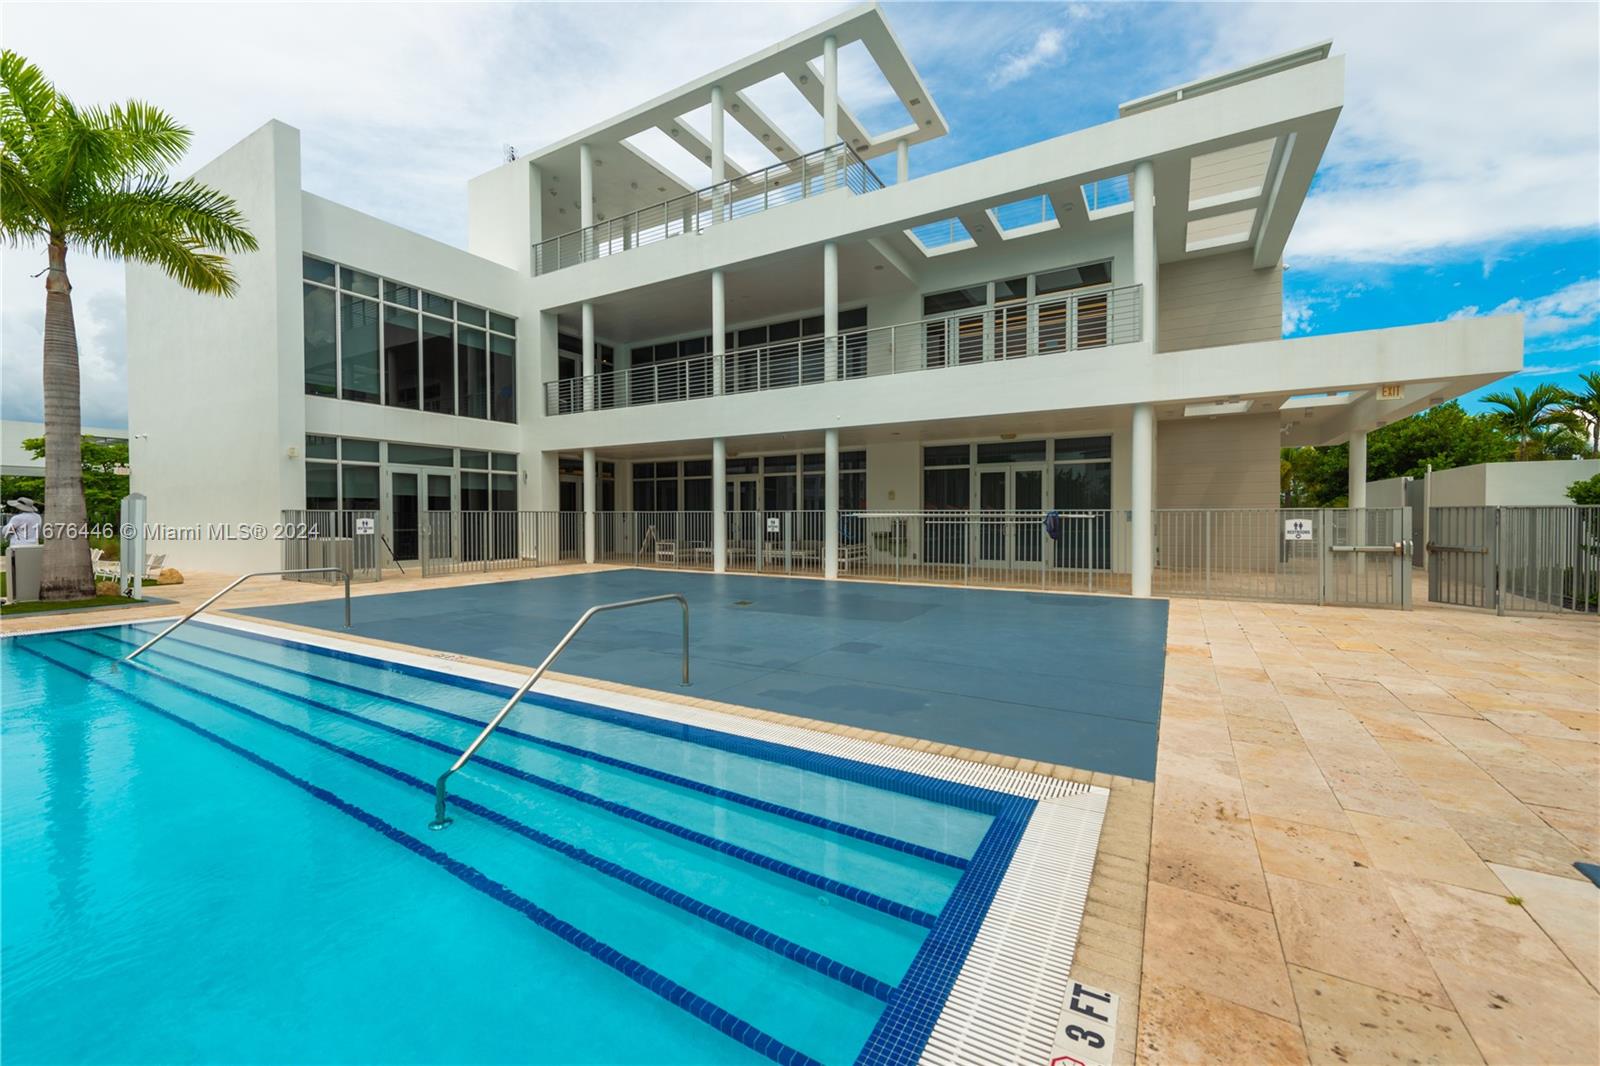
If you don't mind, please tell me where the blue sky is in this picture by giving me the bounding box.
[3,1,1597,426]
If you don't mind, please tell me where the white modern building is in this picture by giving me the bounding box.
[127,3,1521,594]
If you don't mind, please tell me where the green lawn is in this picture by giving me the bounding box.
[1,594,140,616]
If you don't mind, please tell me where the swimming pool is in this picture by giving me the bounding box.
[2,619,1051,1065]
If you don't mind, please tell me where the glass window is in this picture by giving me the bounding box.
[633,479,656,511]
[490,334,516,423]
[976,439,1046,463]
[841,450,866,471]
[492,474,517,511]
[763,473,795,511]
[762,454,795,473]
[422,291,453,317]
[1054,461,1111,508]
[492,453,517,472]
[458,327,488,419]
[388,444,454,467]
[305,434,337,460]
[339,294,380,403]
[1036,261,1112,295]
[489,312,516,335]
[303,255,336,285]
[306,462,339,510]
[726,457,757,475]
[683,459,711,477]
[340,267,380,298]
[839,307,868,330]
[460,450,488,470]
[342,464,380,511]
[923,286,986,316]
[923,444,970,467]
[383,279,418,307]
[654,461,678,477]
[460,470,489,511]
[923,467,969,510]
[303,282,337,396]
[457,303,486,327]
[802,472,824,511]
[684,477,711,512]
[1054,436,1112,462]
[995,277,1028,302]
[420,315,454,415]
[383,305,420,409]
[802,453,824,472]
[342,439,379,462]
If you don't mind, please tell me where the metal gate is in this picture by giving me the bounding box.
[1429,506,1600,615]
[280,509,381,582]
[1152,507,1411,608]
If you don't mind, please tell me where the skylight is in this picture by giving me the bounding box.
[1081,176,1131,214]
[905,217,974,255]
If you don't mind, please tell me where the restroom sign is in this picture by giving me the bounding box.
[354,517,376,535]
[1049,981,1118,1066]
[766,516,781,533]
[1284,518,1314,541]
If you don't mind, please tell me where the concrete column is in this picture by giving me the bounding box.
[581,301,595,411]
[582,447,597,564]
[823,430,840,580]
[1133,159,1157,349]
[895,139,909,184]
[709,85,725,182]
[712,437,727,574]
[1131,403,1155,598]
[711,269,726,395]
[579,143,594,229]
[822,241,838,382]
[822,36,839,146]
[1348,431,1367,510]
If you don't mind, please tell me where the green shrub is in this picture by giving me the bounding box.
[1566,472,1600,505]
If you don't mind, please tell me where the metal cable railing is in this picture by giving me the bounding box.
[429,593,690,829]
[545,285,1143,415]
[532,143,883,276]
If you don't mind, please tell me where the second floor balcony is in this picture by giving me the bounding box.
[544,284,1142,416]
[531,143,884,276]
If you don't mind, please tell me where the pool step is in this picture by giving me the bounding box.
[39,637,897,1064]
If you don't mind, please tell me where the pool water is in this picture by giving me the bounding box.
[2,622,1034,1065]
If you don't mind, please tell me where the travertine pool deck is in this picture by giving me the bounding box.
[5,566,1596,1064]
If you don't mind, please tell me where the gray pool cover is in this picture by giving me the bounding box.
[239,569,1167,780]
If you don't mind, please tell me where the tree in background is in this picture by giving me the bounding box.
[3,436,130,529]
[1568,472,1600,506]
[1479,384,1585,461]
[1,51,256,599]
[1561,370,1600,455]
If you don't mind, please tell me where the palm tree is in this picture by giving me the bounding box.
[1561,370,1600,455]
[1479,383,1584,461]
[2,52,256,599]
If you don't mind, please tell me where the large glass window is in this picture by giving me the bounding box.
[305,462,339,509]
[303,283,337,396]
[342,464,380,511]
[490,333,516,422]
[1053,435,1112,568]
[340,294,380,403]
[421,315,454,414]
[383,305,419,409]
[458,327,488,418]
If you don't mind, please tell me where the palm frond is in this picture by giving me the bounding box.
[77,177,258,294]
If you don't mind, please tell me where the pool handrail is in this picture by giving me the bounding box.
[123,567,352,663]
[429,592,689,830]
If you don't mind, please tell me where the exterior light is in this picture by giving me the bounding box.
[909,97,921,106]
[799,74,809,84]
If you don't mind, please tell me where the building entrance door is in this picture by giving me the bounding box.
[387,467,454,562]
[976,464,1045,568]
[726,476,760,566]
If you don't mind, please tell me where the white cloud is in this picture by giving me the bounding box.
[1484,277,1600,338]
[989,27,1066,88]
[1193,2,1599,264]
[1282,295,1315,335]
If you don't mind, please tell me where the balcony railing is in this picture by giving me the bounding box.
[544,284,1143,415]
[532,143,884,276]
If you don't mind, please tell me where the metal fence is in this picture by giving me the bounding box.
[417,511,582,577]
[280,510,381,581]
[544,285,1143,416]
[1153,508,1411,608]
[1429,506,1600,615]
[532,144,883,275]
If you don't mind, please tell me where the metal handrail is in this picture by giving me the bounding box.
[123,567,351,663]
[429,592,689,830]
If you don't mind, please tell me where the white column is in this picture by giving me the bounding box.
[582,447,597,564]
[581,301,595,411]
[1348,431,1367,510]
[712,437,727,574]
[579,143,594,229]
[824,430,840,580]
[1133,159,1157,349]
[711,269,726,395]
[895,138,909,183]
[822,241,838,382]
[822,36,839,146]
[709,85,725,182]
[1131,403,1155,598]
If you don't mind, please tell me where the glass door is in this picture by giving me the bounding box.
[389,471,420,561]
[725,476,759,567]
[976,464,1045,568]
[387,466,454,563]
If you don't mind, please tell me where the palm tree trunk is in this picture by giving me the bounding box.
[40,238,94,600]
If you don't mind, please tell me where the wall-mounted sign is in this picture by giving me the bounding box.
[1284,518,1314,541]
[765,516,781,534]
[1380,383,1404,400]
[355,517,376,535]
